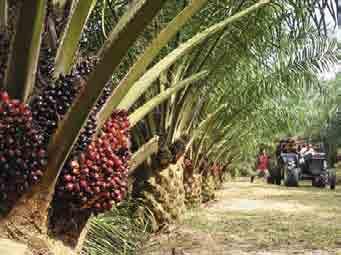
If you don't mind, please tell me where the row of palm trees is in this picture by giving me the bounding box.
[0,0,338,254]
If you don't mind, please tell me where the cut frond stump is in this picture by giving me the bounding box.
[140,160,186,226]
[184,174,202,208]
[202,173,216,203]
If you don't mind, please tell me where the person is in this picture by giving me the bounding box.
[300,144,315,172]
[251,149,270,183]
[299,144,308,157]
[305,144,316,156]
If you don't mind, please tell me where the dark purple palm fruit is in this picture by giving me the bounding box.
[73,56,98,80]
[30,74,80,145]
[36,47,55,90]
[0,91,47,208]
[71,57,110,155]
[94,82,113,113]
[70,57,102,155]
[72,114,97,154]
[72,82,113,154]
[54,110,131,215]
[30,57,98,145]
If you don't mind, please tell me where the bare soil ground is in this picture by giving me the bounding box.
[141,179,341,255]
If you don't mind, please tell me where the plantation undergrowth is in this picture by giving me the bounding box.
[141,179,341,255]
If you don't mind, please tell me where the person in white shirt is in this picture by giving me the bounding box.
[299,144,308,156]
[305,144,315,156]
[299,144,315,168]
[300,144,315,172]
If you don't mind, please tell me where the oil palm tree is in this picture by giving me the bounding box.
[0,0,276,253]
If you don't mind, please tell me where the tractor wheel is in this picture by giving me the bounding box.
[284,168,299,187]
[312,176,326,188]
[312,178,318,187]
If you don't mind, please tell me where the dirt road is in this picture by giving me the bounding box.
[141,179,341,255]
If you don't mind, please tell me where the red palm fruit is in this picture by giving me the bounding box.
[64,174,72,182]
[81,167,90,175]
[116,194,122,202]
[70,160,80,169]
[0,91,9,102]
[106,160,114,168]
[104,202,112,210]
[66,183,74,191]
[80,180,88,188]
[74,183,80,192]
[72,168,80,175]
[54,110,130,214]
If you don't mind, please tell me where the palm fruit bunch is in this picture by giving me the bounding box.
[198,156,209,175]
[183,158,194,176]
[170,136,188,163]
[0,91,47,206]
[210,163,223,189]
[184,174,202,207]
[30,74,81,145]
[30,58,97,145]
[183,158,202,207]
[55,110,131,214]
[61,57,107,154]
[94,83,113,112]
[211,163,217,174]
[72,81,113,154]
[36,47,55,89]
[72,115,97,154]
